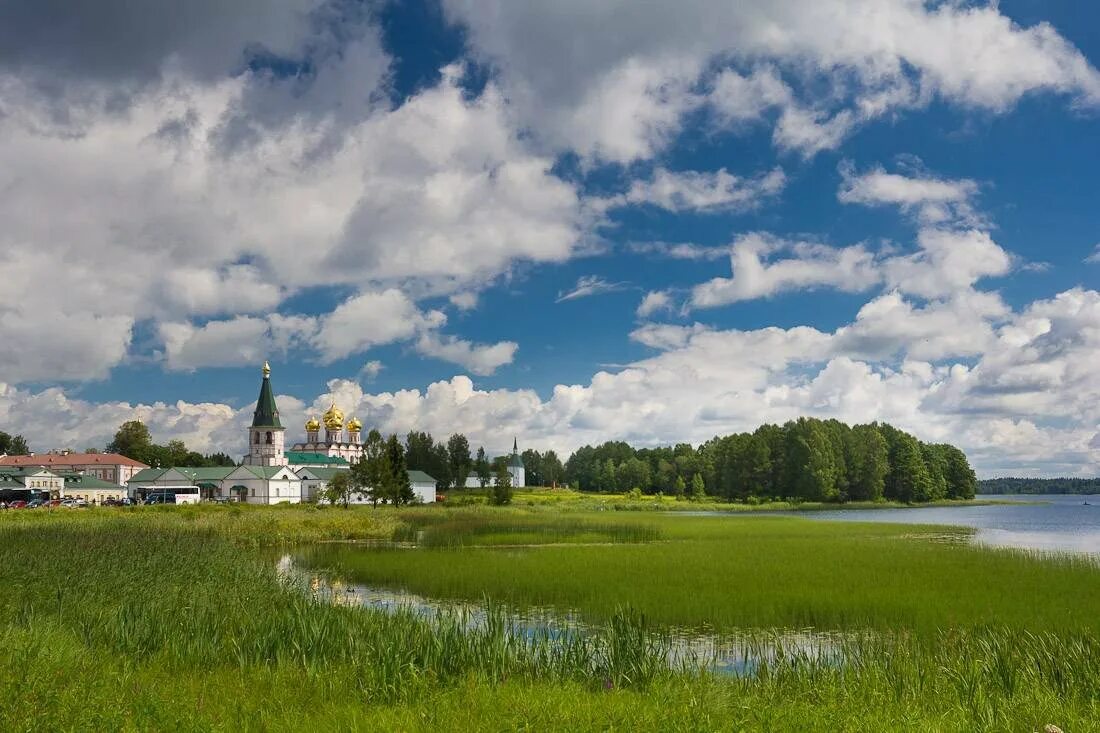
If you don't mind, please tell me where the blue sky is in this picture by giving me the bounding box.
[0,0,1098,475]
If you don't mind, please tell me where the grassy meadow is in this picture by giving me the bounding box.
[0,502,1096,731]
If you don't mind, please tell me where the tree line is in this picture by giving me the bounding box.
[564,418,976,503]
[0,431,30,456]
[978,477,1100,495]
[401,431,563,491]
[107,421,236,468]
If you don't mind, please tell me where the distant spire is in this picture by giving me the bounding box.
[262,360,271,378]
[510,437,524,468]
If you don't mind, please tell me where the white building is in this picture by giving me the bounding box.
[297,466,437,504]
[465,438,526,488]
[0,451,148,485]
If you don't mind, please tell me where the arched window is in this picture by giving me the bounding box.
[265,431,273,444]
[254,432,260,444]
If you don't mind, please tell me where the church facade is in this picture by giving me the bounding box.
[290,404,365,462]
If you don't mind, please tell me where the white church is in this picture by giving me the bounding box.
[129,362,523,503]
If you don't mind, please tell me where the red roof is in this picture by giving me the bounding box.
[0,453,149,468]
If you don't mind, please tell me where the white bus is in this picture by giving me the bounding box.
[144,486,202,505]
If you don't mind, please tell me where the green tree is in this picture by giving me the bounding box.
[521,449,543,486]
[618,456,651,493]
[107,420,154,463]
[785,419,838,501]
[386,434,414,505]
[447,434,472,489]
[942,445,977,499]
[430,442,452,491]
[846,424,888,501]
[351,429,387,505]
[597,459,617,493]
[322,471,354,508]
[673,475,686,499]
[491,462,513,505]
[690,473,706,501]
[887,433,933,503]
[404,431,435,472]
[0,432,30,456]
[475,447,491,489]
[921,443,949,501]
[541,450,564,487]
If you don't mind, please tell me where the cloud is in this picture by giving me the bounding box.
[0,0,323,90]
[691,233,882,308]
[359,360,384,382]
[618,166,786,213]
[0,46,585,384]
[312,290,445,364]
[883,228,1012,299]
[449,292,480,310]
[158,315,315,371]
[838,161,984,226]
[628,242,730,261]
[1085,244,1100,264]
[689,218,1015,310]
[6,285,1100,475]
[415,333,518,376]
[637,291,675,318]
[556,276,629,303]
[444,0,1100,161]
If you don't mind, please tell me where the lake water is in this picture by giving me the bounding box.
[278,553,849,677]
[797,494,1100,555]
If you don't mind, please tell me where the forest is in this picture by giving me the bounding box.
[978,477,1100,495]
[561,418,976,503]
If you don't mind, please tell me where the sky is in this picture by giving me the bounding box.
[0,0,1098,476]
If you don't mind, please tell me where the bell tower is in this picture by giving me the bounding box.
[244,361,288,466]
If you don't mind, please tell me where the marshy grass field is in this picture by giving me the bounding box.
[1,501,1097,731]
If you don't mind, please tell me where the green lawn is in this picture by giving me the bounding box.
[0,504,1095,731]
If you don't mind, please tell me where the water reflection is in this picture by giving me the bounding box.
[277,554,848,677]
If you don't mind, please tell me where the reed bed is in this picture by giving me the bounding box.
[0,506,1097,730]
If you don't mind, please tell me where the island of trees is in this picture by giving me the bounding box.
[978,477,1100,495]
[561,418,976,503]
[396,417,976,504]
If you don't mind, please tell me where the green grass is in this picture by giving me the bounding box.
[0,504,1097,730]
[312,510,1100,636]
[453,485,1012,512]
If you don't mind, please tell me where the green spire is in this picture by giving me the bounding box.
[251,361,282,428]
[509,437,523,468]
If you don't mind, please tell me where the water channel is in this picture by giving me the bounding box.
[281,494,1098,676]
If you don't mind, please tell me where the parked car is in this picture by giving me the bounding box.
[25,500,43,509]
[8,500,27,509]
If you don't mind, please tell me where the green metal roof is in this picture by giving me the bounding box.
[285,451,349,465]
[128,468,169,483]
[56,473,125,489]
[251,371,282,429]
[407,470,436,484]
[238,465,297,479]
[298,467,349,481]
[179,467,236,481]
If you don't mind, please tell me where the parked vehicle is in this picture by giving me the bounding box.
[8,500,27,509]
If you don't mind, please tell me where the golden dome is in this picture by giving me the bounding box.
[323,402,344,431]
[305,416,321,433]
[347,417,362,433]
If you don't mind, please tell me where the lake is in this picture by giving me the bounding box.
[797,494,1100,555]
